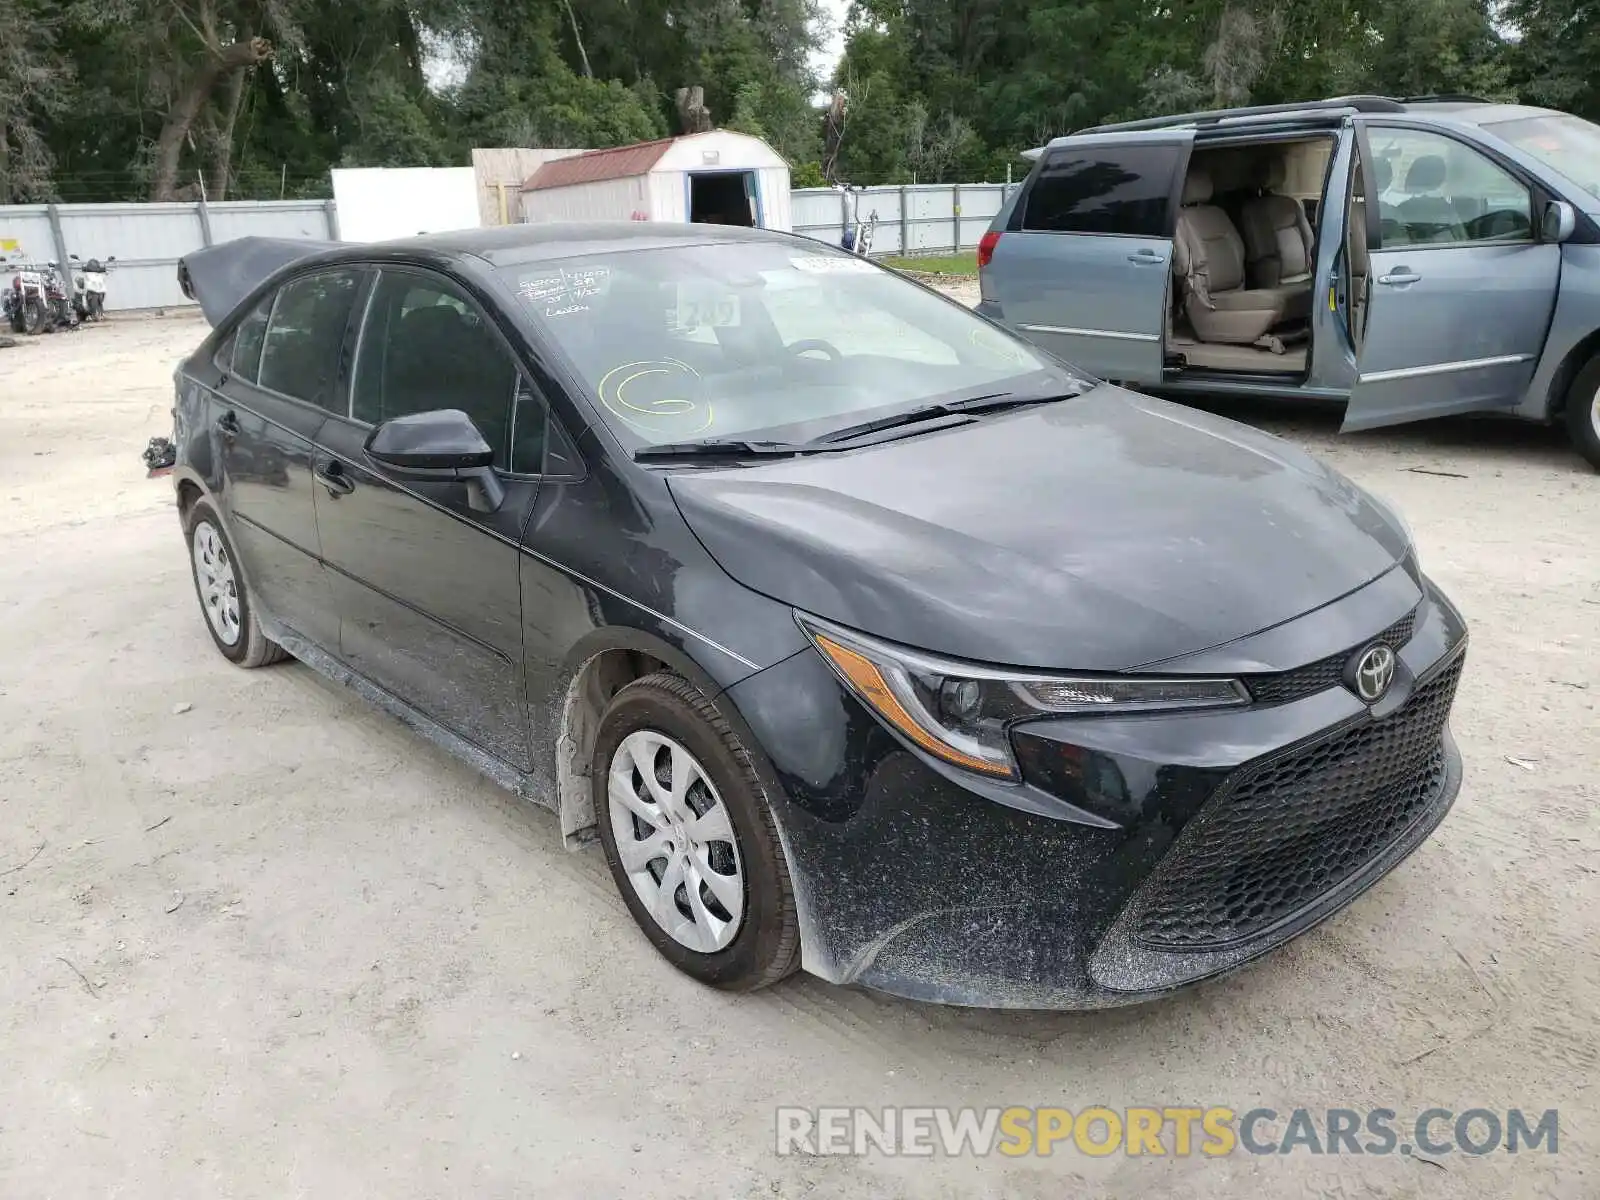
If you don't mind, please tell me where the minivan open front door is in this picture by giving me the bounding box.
[985,130,1194,384]
[1341,121,1560,431]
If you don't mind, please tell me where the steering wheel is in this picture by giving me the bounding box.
[786,339,843,363]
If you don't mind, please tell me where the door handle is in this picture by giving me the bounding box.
[1377,270,1421,286]
[1127,249,1166,265]
[314,459,355,498]
[215,411,240,440]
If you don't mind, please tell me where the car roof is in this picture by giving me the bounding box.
[343,221,808,268]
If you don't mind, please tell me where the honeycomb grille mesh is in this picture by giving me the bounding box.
[1245,610,1417,706]
[1132,652,1463,951]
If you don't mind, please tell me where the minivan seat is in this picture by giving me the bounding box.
[1240,159,1315,292]
[1397,155,1459,242]
[1173,169,1296,345]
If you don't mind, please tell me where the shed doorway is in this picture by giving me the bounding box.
[689,171,757,226]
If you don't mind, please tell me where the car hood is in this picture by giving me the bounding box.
[666,387,1411,672]
[178,236,342,326]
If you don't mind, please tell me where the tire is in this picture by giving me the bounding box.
[1564,354,1600,472]
[183,500,287,668]
[592,672,800,991]
[20,298,43,336]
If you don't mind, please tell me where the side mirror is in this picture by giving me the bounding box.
[1543,200,1576,244]
[70,254,79,261]
[365,409,504,512]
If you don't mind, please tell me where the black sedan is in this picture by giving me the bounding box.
[171,223,1466,1008]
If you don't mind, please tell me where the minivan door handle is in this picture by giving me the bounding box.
[1127,249,1166,265]
[215,411,241,440]
[313,458,356,498]
[1377,269,1422,286]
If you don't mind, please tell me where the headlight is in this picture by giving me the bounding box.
[798,615,1249,780]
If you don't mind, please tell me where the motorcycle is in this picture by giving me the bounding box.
[42,261,79,330]
[3,255,48,335]
[69,253,115,321]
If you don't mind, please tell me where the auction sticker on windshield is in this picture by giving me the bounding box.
[675,283,741,330]
[789,255,875,274]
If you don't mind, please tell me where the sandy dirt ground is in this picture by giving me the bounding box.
[0,312,1595,1199]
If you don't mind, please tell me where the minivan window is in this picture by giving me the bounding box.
[257,269,362,408]
[497,242,1073,450]
[1482,113,1600,197]
[1022,146,1181,236]
[1367,128,1533,247]
[352,271,519,470]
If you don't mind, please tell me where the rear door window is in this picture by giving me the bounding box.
[229,296,271,383]
[1022,145,1183,236]
[257,269,364,409]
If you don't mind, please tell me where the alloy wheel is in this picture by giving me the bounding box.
[192,521,242,646]
[606,730,745,953]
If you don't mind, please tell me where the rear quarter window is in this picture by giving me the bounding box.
[1023,146,1182,237]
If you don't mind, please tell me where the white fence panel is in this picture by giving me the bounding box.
[2,182,1008,315]
[209,200,334,243]
[790,183,1015,257]
[0,206,57,268]
[57,203,204,309]
[0,200,337,312]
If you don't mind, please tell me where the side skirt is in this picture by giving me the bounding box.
[259,612,567,825]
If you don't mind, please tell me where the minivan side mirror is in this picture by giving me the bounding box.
[1543,200,1577,244]
[365,409,505,512]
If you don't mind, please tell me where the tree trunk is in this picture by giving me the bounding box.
[206,70,248,202]
[560,0,593,78]
[150,38,272,201]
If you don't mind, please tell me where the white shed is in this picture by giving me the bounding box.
[519,131,792,232]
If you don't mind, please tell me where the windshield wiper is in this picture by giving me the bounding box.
[633,438,810,462]
[812,388,1086,446]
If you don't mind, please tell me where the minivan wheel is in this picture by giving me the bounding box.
[1565,355,1600,472]
[592,673,800,991]
[184,500,287,667]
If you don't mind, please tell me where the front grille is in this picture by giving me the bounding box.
[1245,609,1417,706]
[1132,651,1463,951]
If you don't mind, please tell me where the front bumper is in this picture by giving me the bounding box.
[722,573,1467,1009]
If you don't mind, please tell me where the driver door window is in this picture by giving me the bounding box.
[352,272,519,470]
[1369,128,1533,248]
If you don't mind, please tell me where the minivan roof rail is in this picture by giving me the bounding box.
[1071,95,1407,136]
[1396,93,1495,104]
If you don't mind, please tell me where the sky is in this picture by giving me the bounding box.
[810,0,850,92]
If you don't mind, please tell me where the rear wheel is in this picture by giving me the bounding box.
[184,500,287,668]
[1565,355,1600,472]
[592,673,800,991]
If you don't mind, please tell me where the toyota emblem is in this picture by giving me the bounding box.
[1350,643,1397,703]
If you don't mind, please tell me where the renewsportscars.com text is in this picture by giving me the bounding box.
[774,1106,1559,1158]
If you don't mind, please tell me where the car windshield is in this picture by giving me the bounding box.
[1482,113,1600,196]
[498,241,1083,450]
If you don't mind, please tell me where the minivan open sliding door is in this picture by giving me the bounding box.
[987,130,1194,383]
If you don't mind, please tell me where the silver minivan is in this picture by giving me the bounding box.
[976,94,1600,469]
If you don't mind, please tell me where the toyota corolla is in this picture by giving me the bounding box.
[170,223,1467,1008]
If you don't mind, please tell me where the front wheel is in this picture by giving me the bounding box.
[20,297,43,335]
[183,500,287,668]
[592,673,800,991]
[1566,355,1600,472]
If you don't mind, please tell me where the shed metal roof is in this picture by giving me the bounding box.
[522,138,677,191]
